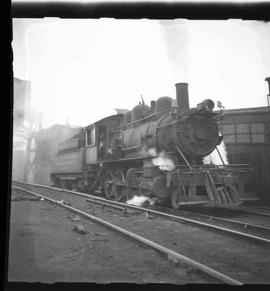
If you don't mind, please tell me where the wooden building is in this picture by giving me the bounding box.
[220,106,270,201]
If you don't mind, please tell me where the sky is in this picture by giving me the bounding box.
[12,18,270,128]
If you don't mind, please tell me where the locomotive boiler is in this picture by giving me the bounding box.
[51,82,256,208]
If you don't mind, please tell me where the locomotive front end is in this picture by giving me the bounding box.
[157,105,220,164]
[145,83,256,208]
[175,100,220,159]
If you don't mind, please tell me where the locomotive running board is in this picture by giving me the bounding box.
[240,198,259,201]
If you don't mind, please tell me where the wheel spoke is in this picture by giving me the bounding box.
[104,171,114,199]
[170,188,182,209]
[113,170,126,201]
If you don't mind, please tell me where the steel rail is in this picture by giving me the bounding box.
[168,209,270,232]
[86,198,128,212]
[107,201,270,244]
[12,185,242,285]
[254,206,270,211]
[88,192,270,242]
[225,206,270,218]
[12,181,270,244]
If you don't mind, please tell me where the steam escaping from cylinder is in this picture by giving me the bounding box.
[203,138,229,165]
[148,147,157,157]
[150,149,175,171]
[152,155,175,171]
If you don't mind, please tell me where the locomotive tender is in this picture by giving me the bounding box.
[51,83,256,208]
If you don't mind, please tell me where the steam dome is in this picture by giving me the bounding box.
[132,104,150,121]
[155,96,173,113]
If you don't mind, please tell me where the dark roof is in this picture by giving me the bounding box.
[115,108,129,114]
[85,114,123,129]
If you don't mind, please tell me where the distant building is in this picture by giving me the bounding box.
[25,124,82,185]
[13,78,31,128]
[219,106,270,201]
[12,77,31,181]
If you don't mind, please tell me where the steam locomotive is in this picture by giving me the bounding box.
[51,83,256,208]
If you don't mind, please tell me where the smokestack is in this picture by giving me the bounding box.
[175,83,189,111]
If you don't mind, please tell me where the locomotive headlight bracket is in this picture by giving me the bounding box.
[216,135,223,146]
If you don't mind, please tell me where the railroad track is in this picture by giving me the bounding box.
[254,206,270,212]
[217,204,270,218]
[11,181,270,283]
[12,181,270,244]
[12,184,240,285]
[157,206,270,241]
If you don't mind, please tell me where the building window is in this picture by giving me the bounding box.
[223,135,235,144]
[236,124,250,143]
[222,122,267,145]
[250,123,265,143]
[237,134,250,143]
[222,124,236,144]
[86,126,95,146]
[251,133,265,143]
[251,123,264,133]
[222,124,235,134]
[236,124,249,133]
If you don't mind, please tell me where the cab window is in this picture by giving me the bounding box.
[86,126,95,146]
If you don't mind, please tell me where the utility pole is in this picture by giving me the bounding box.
[265,77,270,107]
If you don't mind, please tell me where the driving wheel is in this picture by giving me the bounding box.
[104,171,114,199]
[113,169,126,201]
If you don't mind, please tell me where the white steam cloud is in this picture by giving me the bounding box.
[126,195,158,207]
[126,195,150,207]
[149,148,175,171]
[203,140,229,165]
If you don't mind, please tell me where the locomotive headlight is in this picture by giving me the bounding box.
[197,99,215,112]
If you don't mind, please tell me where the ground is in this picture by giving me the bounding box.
[7,190,206,284]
